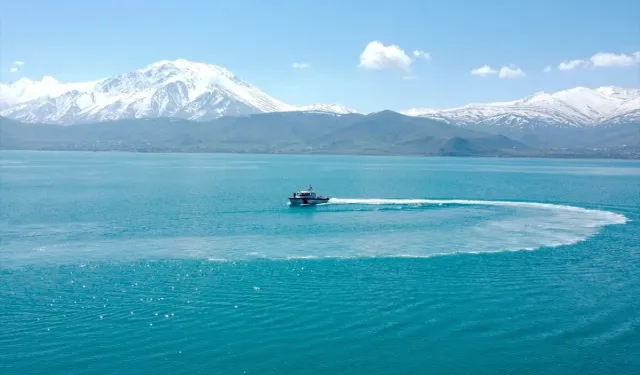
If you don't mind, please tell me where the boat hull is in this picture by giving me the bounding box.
[288,197,330,206]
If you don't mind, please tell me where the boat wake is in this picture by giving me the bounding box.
[283,197,629,259]
[327,198,628,225]
[0,198,629,266]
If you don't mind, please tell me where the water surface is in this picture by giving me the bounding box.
[1,151,638,374]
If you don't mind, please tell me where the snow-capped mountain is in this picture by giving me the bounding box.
[2,60,637,128]
[402,86,640,129]
[0,59,356,124]
[0,76,96,111]
[295,104,357,115]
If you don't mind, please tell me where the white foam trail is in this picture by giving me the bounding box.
[1,198,628,266]
[327,198,628,226]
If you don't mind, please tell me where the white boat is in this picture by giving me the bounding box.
[288,186,330,206]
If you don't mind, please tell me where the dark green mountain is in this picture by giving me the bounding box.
[1,111,637,158]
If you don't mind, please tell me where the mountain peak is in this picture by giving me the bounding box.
[565,86,590,92]
[144,59,237,78]
[595,86,640,99]
[41,76,59,84]
[401,107,440,116]
[3,59,635,126]
[402,85,639,128]
[297,104,358,115]
[0,59,356,123]
[368,109,404,117]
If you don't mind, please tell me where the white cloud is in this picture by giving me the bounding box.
[358,41,413,71]
[9,61,25,73]
[471,65,497,76]
[499,65,525,79]
[555,50,640,72]
[292,62,310,69]
[413,50,432,61]
[589,51,640,67]
[543,66,552,72]
[471,64,524,78]
[558,59,586,71]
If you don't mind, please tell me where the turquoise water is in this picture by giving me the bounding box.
[1,151,639,374]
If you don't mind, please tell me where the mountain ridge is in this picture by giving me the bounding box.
[0,59,356,124]
[2,110,638,159]
[401,86,640,129]
[0,111,535,157]
[0,58,638,129]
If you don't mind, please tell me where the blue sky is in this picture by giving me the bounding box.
[2,0,639,112]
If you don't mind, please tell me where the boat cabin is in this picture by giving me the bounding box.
[292,185,317,198]
[292,190,316,198]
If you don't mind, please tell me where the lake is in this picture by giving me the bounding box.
[1,151,639,374]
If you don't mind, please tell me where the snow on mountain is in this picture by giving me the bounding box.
[0,76,95,110]
[2,60,636,128]
[599,98,640,124]
[402,86,640,128]
[0,59,353,124]
[401,108,440,117]
[295,104,358,115]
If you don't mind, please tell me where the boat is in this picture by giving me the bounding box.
[288,186,330,206]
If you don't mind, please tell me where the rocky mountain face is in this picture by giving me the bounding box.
[0,59,356,124]
[402,87,640,129]
[1,59,637,133]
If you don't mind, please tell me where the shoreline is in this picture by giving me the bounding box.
[1,147,639,160]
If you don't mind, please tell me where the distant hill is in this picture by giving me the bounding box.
[2,110,638,158]
[448,120,640,153]
[1,111,535,157]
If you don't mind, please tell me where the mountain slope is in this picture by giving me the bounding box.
[0,59,355,124]
[0,111,531,156]
[295,104,357,115]
[0,76,96,111]
[403,86,640,129]
[2,60,637,130]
